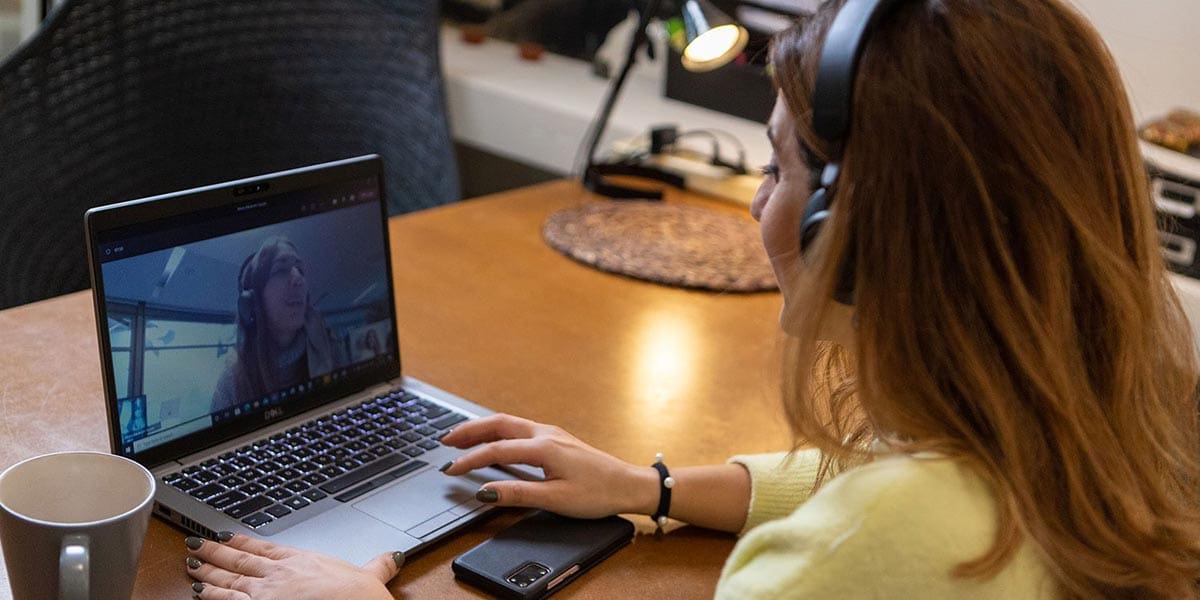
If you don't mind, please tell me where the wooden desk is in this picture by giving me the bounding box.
[0,180,788,598]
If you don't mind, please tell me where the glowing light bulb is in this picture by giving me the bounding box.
[682,24,747,72]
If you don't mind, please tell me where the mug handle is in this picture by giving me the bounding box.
[59,534,89,600]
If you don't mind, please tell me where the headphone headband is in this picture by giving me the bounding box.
[812,0,908,143]
[238,253,256,291]
[800,0,908,305]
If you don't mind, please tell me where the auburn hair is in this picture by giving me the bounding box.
[772,0,1200,597]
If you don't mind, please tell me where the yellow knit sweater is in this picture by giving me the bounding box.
[716,450,1056,598]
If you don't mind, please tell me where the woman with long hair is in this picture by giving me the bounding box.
[212,236,342,412]
[185,1,1200,597]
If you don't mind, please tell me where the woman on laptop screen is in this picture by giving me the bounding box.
[184,0,1200,598]
[212,236,344,412]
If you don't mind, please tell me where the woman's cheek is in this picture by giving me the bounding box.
[760,189,803,260]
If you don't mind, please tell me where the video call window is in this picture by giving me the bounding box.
[101,198,392,450]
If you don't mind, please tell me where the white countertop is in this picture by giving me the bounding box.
[440,24,772,177]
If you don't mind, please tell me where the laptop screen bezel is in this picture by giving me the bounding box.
[84,155,402,469]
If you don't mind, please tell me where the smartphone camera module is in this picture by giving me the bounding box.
[506,562,551,588]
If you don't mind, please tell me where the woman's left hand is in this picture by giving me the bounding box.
[186,531,400,600]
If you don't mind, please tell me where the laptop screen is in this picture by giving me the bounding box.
[90,162,397,461]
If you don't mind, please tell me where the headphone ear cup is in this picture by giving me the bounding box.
[799,186,856,305]
[238,289,256,329]
[799,187,830,253]
[237,253,257,331]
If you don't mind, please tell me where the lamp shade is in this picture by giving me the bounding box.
[680,0,748,72]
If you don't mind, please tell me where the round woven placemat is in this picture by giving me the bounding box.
[542,201,777,292]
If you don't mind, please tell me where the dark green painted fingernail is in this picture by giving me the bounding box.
[184,536,203,550]
[192,582,206,593]
[392,550,405,569]
[438,460,453,473]
[216,531,234,542]
[475,488,498,503]
[186,556,202,569]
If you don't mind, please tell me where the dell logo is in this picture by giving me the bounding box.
[264,407,284,421]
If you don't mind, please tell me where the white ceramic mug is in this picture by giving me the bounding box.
[0,451,155,600]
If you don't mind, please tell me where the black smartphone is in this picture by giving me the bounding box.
[452,510,635,599]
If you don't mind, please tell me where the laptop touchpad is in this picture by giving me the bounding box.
[352,466,514,532]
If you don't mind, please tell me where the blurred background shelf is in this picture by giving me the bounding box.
[440,22,771,199]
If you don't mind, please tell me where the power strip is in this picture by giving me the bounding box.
[641,153,764,206]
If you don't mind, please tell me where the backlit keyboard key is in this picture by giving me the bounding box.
[265,505,292,518]
[189,483,225,500]
[242,513,272,528]
[284,497,310,510]
[225,496,271,519]
[207,490,247,510]
[172,478,200,492]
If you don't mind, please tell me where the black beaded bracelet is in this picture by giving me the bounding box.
[650,452,674,532]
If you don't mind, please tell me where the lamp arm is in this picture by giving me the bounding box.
[574,0,666,179]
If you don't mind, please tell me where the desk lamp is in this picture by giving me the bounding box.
[549,1,775,294]
[680,0,750,72]
[579,0,749,200]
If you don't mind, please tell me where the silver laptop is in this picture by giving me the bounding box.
[85,155,529,564]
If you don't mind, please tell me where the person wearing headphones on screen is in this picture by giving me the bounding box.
[212,236,343,413]
[184,0,1200,598]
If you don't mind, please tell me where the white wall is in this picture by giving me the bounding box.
[19,0,37,39]
[1068,0,1200,122]
[1071,0,1200,345]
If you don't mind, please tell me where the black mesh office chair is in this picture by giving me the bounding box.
[0,0,460,309]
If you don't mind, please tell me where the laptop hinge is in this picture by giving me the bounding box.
[366,382,394,396]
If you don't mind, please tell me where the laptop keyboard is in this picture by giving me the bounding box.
[161,388,470,530]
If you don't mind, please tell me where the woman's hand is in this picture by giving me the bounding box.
[439,413,659,519]
[185,532,400,600]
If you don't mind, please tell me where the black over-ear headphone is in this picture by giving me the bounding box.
[801,0,907,305]
[237,253,257,330]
